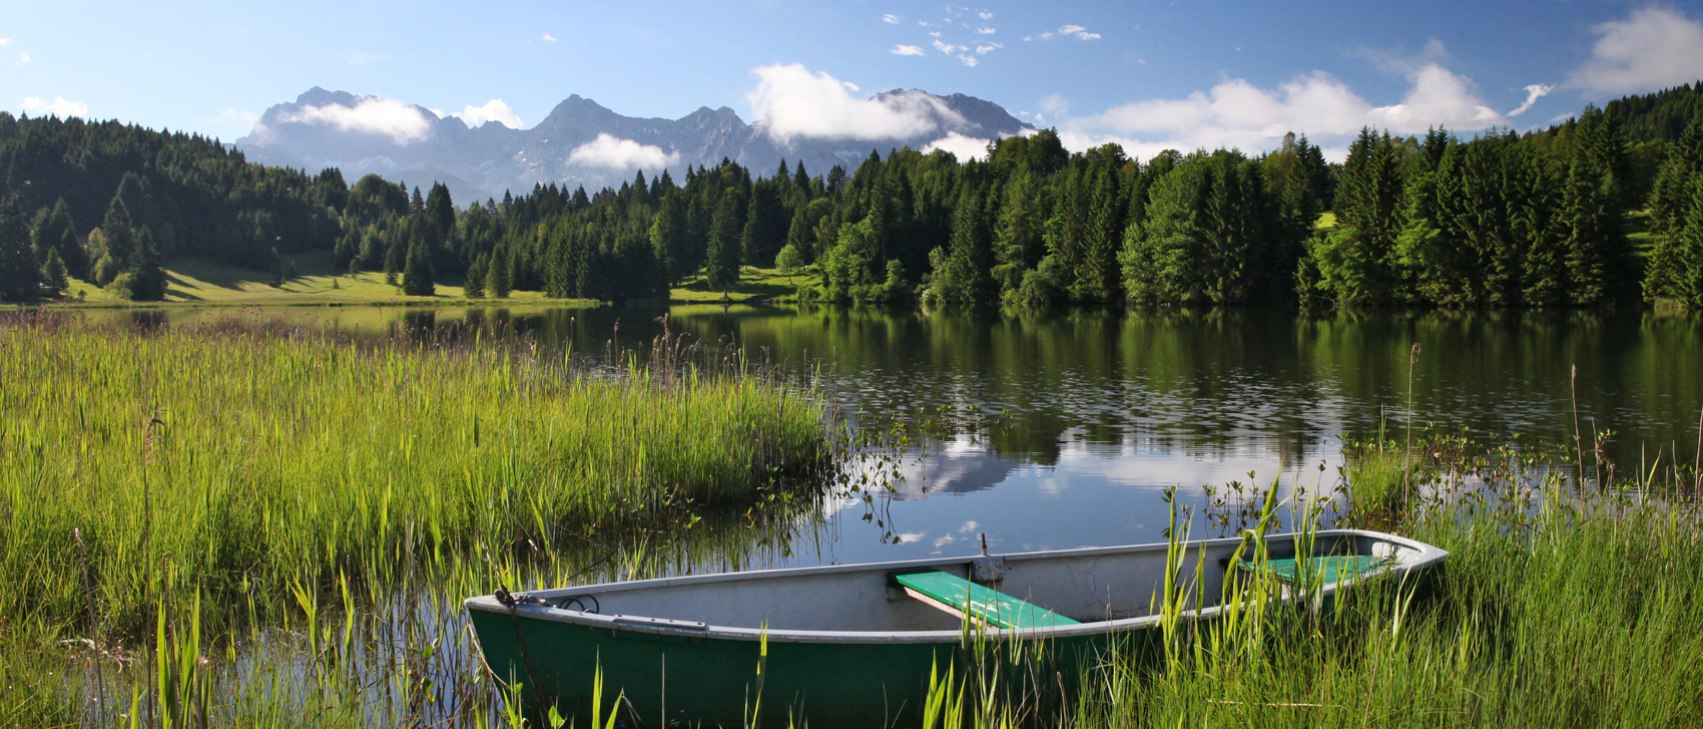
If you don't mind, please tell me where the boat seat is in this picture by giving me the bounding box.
[1236,555,1392,584]
[892,571,1080,630]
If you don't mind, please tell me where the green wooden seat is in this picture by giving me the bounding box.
[894,571,1080,629]
[1238,554,1391,584]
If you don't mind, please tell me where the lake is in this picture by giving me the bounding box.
[97,304,1703,569]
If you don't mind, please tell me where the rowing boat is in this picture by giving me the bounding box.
[465,528,1445,727]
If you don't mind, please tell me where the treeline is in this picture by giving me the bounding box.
[2,82,1702,308]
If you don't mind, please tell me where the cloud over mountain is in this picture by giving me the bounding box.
[747,64,965,143]
[568,133,678,169]
[278,96,433,144]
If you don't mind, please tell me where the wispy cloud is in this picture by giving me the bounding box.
[1059,24,1101,41]
[923,131,993,161]
[882,13,900,25]
[279,96,433,144]
[932,38,961,54]
[891,43,925,56]
[567,133,678,170]
[541,33,557,42]
[1567,6,1703,94]
[978,10,993,20]
[746,63,965,143]
[17,52,29,65]
[974,42,1001,55]
[976,26,996,35]
[452,99,523,129]
[21,96,88,118]
[0,38,10,46]
[957,55,979,67]
[1507,84,1553,117]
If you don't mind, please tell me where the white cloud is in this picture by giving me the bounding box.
[21,96,88,118]
[958,55,979,67]
[541,33,557,42]
[1367,64,1504,133]
[279,97,434,144]
[0,38,10,46]
[932,38,961,54]
[891,44,925,56]
[1066,66,1505,162]
[452,98,523,129]
[17,53,29,64]
[975,42,1001,54]
[976,26,996,35]
[1039,93,1069,117]
[1057,24,1100,40]
[978,10,993,20]
[923,131,993,161]
[882,13,900,24]
[1567,6,1703,94]
[1507,83,1553,117]
[567,133,679,170]
[747,63,965,143]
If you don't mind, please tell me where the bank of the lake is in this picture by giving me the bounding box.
[5,306,1702,728]
[0,313,831,725]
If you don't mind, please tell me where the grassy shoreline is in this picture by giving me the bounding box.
[4,313,1701,727]
[47,253,800,308]
[0,313,828,626]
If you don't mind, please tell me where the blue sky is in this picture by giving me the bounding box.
[5,1,1703,160]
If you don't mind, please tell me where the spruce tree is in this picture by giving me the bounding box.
[705,189,745,292]
[0,196,43,301]
[39,247,69,298]
[123,229,168,301]
[486,245,512,299]
[32,199,86,280]
[463,254,487,298]
[930,186,993,306]
[402,237,436,296]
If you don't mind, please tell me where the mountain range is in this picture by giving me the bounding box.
[236,87,1033,202]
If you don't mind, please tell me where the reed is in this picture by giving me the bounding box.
[0,312,831,727]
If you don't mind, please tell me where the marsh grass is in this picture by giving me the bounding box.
[915,433,1703,729]
[0,312,831,727]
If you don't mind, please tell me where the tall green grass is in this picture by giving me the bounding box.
[0,312,831,726]
[920,435,1703,729]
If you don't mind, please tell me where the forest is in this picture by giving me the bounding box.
[1,81,1700,308]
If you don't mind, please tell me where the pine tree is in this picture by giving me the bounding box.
[991,170,1043,299]
[649,187,691,285]
[463,254,487,298]
[32,199,86,280]
[402,236,436,296]
[705,189,745,292]
[930,186,993,306]
[486,244,512,299]
[1644,117,1703,304]
[39,247,69,298]
[122,229,168,301]
[0,196,43,301]
[1077,158,1125,302]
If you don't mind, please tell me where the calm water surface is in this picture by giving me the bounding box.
[108,304,1703,571]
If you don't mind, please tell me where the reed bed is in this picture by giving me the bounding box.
[0,312,831,727]
[909,434,1703,729]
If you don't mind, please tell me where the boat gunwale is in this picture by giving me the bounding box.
[464,529,1447,644]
